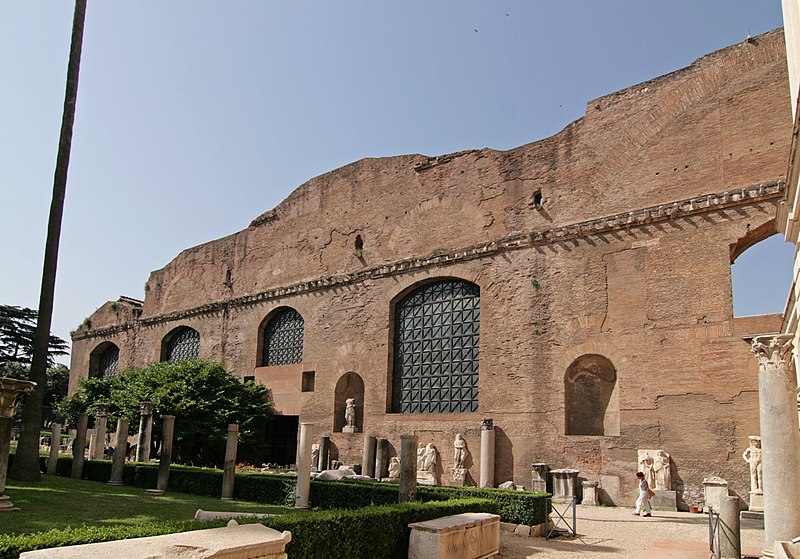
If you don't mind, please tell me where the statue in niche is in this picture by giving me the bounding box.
[654,450,672,491]
[311,443,320,471]
[742,436,763,493]
[453,434,468,469]
[343,398,357,433]
[388,456,400,479]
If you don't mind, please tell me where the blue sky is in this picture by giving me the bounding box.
[0,1,794,362]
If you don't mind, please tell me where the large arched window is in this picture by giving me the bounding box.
[89,342,119,379]
[392,279,480,413]
[262,308,304,366]
[564,354,619,436]
[162,326,200,362]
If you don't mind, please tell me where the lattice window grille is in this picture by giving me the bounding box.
[392,280,480,414]
[263,309,304,366]
[167,328,200,362]
[99,345,119,378]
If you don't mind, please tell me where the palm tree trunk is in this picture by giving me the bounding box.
[9,0,88,482]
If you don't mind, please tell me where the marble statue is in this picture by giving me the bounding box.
[311,443,320,471]
[388,456,400,479]
[345,398,355,426]
[453,434,467,469]
[638,449,672,491]
[742,436,762,493]
[416,443,439,485]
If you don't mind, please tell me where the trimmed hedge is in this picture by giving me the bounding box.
[0,498,496,559]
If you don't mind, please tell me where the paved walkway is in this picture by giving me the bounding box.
[499,505,764,559]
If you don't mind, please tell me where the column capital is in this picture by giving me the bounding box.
[139,401,154,416]
[745,333,794,372]
[94,403,109,416]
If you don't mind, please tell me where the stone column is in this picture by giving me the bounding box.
[135,402,154,462]
[295,422,313,509]
[108,418,129,486]
[375,438,389,480]
[221,423,239,500]
[146,415,175,495]
[91,404,109,460]
[71,413,89,479]
[318,436,330,471]
[480,418,495,488]
[361,435,376,478]
[47,422,62,476]
[720,495,741,559]
[747,334,800,556]
[531,463,550,493]
[399,434,418,503]
[0,378,35,510]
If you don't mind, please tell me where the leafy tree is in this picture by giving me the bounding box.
[0,305,68,369]
[59,360,273,467]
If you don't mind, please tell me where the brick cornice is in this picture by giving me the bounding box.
[73,179,783,341]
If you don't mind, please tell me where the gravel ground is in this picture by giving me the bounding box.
[499,505,764,559]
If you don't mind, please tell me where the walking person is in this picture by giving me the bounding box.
[634,471,654,517]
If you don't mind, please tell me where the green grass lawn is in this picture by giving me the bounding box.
[0,475,290,535]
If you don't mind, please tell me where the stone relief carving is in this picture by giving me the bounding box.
[742,435,762,494]
[637,449,672,491]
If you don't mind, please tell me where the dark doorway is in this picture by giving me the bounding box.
[265,415,298,467]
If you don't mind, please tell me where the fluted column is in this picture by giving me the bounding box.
[747,334,800,556]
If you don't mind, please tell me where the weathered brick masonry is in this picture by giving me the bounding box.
[71,30,792,506]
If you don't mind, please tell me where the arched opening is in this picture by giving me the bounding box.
[731,229,794,317]
[160,326,200,362]
[334,372,365,433]
[565,354,619,436]
[88,342,119,379]
[260,307,304,366]
[391,279,480,414]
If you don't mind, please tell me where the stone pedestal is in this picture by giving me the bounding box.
[342,425,356,434]
[581,481,599,506]
[703,476,729,513]
[531,463,550,493]
[47,423,61,476]
[399,434,418,503]
[749,490,764,512]
[450,468,467,487]
[748,334,800,556]
[551,469,579,503]
[71,414,88,479]
[146,415,175,496]
[375,438,389,480]
[221,423,238,500]
[408,513,500,559]
[0,377,36,511]
[295,422,313,509]
[107,418,129,486]
[90,404,109,460]
[135,402,154,463]
[651,489,678,511]
[480,419,495,488]
[361,435,376,478]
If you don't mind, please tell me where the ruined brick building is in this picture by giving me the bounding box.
[70,29,792,506]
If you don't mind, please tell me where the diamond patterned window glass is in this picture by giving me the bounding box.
[165,327,200,362]
[99,344,119,378]
[392,280,480,413]
[262,308,304,366]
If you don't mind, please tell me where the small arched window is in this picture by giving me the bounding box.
[162,327,200,362]
[262,308,304,366]
[89,342,119,379]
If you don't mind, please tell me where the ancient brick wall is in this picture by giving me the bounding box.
[71,30,792,506]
